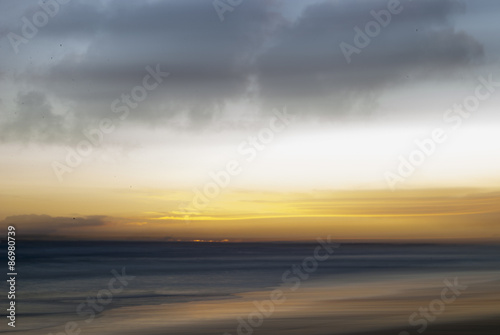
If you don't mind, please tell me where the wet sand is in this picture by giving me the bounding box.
[349,317,500,335]
[35,270,500,335]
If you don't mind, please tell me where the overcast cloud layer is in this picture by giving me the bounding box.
[0,0,499,144]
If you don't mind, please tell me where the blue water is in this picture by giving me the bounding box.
[3,241,500,334]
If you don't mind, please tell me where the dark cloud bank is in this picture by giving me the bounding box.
[0,214,106,236]
[0,0,487,143]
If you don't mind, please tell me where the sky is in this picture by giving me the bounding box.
[0,0,499,241]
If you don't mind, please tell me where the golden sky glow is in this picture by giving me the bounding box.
[2,186,499,242]
[1,125,499,242]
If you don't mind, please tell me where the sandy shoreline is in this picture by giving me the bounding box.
[348,317,500,335]
[32,270,499,335]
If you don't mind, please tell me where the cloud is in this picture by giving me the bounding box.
[12,0,284,129]
[0,0,487,143]
[0,91,74,143]
[256,0,484,116]
[0,214,107,235]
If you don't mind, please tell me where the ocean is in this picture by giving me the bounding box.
[4,241,500,334]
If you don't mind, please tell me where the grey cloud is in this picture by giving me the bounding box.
[256,0,484,117]
[0,0,489,142]
[12,0,284,130]
[0,214,106,235]
[0,91,72,143]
